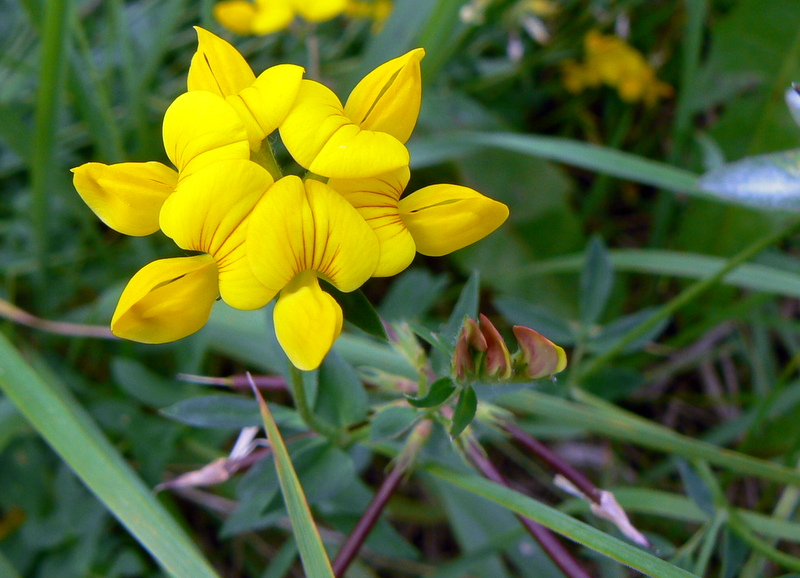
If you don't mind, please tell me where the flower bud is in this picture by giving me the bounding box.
[512,325,567,379]
[479,314,512,379]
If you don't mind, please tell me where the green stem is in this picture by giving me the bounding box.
[288,364,343,442]
[31,0,70,278]
[579,219,800,378]
[251,141,283,182]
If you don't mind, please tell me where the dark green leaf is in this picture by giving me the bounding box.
[676,459,716,518]
[588,308,670,354]
[580,236,613,326]
[406,377,456,408]
[379,269,450,321]
[325,284,388,341]
[450,386,477,439]
[370,406,418,443]
[112,357,196,407]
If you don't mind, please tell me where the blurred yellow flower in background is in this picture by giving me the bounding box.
[562,30,673,106]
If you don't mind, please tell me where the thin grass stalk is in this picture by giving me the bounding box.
[580,219,800,378]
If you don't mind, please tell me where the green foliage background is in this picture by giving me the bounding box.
[4,0,800,576]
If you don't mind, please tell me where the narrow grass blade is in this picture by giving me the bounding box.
[426,464,696,577]
[411,131,701,194]
[0,334,219,577]
[500,390,800,487]
[250,379,335,578]
[516,248,800,299]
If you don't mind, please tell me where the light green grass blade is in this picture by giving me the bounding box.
[426,464,696,578]
[500,390,800,487]
[252,385,335,578]
[0,333,219,578]
[514,248,800,298]
[410,131,701,194]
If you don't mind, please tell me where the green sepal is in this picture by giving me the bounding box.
[405,377,456,408]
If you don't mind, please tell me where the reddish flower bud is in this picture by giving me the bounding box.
[512,325,567,379]
[479,314,512,379]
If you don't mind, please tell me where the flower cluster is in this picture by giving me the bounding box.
[72,28,508,371]
[561,30,673,106]
[214,0,392,36]
[452,314,566,382]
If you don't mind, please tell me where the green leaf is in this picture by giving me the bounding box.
[588,308,670,354]
[324,285,388,341]
[161,394,304,430]
[251,388,335,578]
[493,295,575,345]
[449,386,477,439]
[379,269,450,321]
[0,334,219,577]
[698,149,800,212]
[579,236,613,326]
[369,406,419,443]
[406,377,456,408]
[426,464,696,577]
[676,459,716,518]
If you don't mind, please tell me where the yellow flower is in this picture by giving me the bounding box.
[72,91,251,236]
[112,159,275,343]
[328,167,509,277]
[344,0,393,30]
[562,30,672,106]
[188,27,304,151]
[279,48,424,178]
[246,176,380,370]
[214,0,348,36]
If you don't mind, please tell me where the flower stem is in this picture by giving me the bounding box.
[467,441,593,578]
[251,141,283,182]
[502,421,602,504]
[288,364,343,441]
[332,420,432,576]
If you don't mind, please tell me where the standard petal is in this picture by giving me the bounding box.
[188,27,256,96]
[230,63,305,148]
[399,184,509,256]
[162,91,250,175]
[273,271,343,371]
[344,48,424,143]
[247,176,379,293]
[293,0,347,21]
[111,255,219,344]
[72,162,177,236]
[250,0,295,34]
[279,80,409,178]
[328,168,415,276]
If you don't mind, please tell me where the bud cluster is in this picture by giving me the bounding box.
[452,314,567,382]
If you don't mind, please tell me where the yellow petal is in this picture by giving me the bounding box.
[279,80,408,178]
[188,27,256,96]
[250,0,295,34]
[344,48,424,143]
[111,255,219,344]
[160,159,274,309]
[294,0,347,21]
[213,1,259,35]
[229,63,305,149]
[328,167,416,276]
[247,175,379,293]
[399,184,509,256]
[273,271,343,371]
[71,162,177,236]
[162,91,250,176]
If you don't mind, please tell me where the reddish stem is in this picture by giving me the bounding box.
[468,441,593,578]
[503,422,602,504]
[332,464,405,577]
